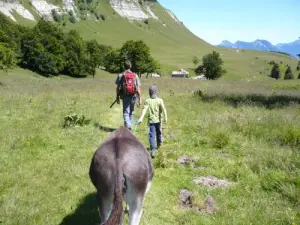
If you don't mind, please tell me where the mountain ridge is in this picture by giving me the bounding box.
[217,39,300,58]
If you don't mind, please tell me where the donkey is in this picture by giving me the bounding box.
[89,127,154,225]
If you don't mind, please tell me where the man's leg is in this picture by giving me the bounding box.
[123,96,132,129]
[148,124,156,158]
[129,96,136,128]
[156,123,162,149]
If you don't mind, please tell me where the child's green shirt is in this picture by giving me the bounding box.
[139,97,167,124]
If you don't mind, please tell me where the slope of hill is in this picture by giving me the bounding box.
[0,0,298,80]
[218,39,300,58]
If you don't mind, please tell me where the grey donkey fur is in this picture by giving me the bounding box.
[89,127,154,225]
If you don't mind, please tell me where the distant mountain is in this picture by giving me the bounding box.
[219,40,235,48]
[217,39,300,58]
[276,40,300,58]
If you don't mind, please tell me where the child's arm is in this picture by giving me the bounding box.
[138,100,149,124]
[160,99,168,124]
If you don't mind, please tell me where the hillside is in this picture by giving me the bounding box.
[0,0,299,80]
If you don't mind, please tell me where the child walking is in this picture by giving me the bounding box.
[137,85,167,158]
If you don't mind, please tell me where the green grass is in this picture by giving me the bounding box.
[12,0,299,80]
[1,69,300,225]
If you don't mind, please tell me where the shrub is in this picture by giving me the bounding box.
[284,66,294,80]
[144,19,149,24]
[63,112,91,128]
[94,12,100,20]
[268,60,276,65]
[192,56,200,68]
[298,72,300,79]
[100,14,106,21]
[270,63,281,79]
[69,15,76,23]
[79,4,87,11]
[193,89,206,98]
[51,9,62,23]
[296,65,300,71]
[0,43,17,70]
[20,20,66,75]
[195,51,226,80]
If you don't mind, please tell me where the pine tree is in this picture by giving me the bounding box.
[284,66,294,80]
[270,63,281,79]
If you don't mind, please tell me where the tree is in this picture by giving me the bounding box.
[195,51,226,80]
[63,30,89,77]
[51,9,62,23]
[192,56,200,68]
[284,66,294,80]
[270,63,281,80]
[0,43,17,70]
[20,20,66,75]
[140,57,160,77]
[86,40,103,70]
[103,49,123,73]
[86,40,112,77]
[119,40,159,77]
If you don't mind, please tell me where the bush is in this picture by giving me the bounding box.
[284,66,294,80]
[268,60,276,65]
[270,63,281,79]
[51,9,62,23]
[100,14,106,21]
[20,20,66,75]
[94,12,100,20]
[195,51,226,80]
[144,19,149,24]
[69,15,76,23]
[79,4,87,11]
[298,72,300,79]
[63,112,91,128]
[104,40,159,76]
[296,65,300,71]
[0,43,17,70]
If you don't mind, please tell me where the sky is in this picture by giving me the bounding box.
[159,0,300,45]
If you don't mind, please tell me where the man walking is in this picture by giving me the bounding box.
[115,60,142,130]
[137,85,167,158]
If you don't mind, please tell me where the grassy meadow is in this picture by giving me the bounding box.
[1,69,300,225]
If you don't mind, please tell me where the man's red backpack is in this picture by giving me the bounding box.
[122,72,136,95]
